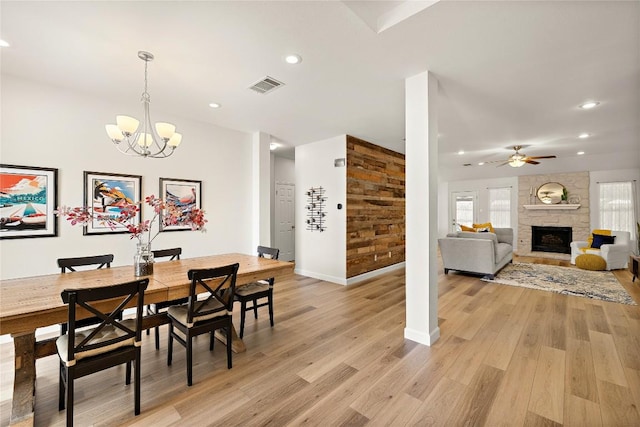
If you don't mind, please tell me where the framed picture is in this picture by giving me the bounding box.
[0,164,58,239]
[159,178,202,232]
[84,171,142,235]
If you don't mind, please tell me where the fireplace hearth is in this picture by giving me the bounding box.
[531,226,572,254]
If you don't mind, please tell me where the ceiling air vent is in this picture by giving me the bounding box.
[249,76,285,94]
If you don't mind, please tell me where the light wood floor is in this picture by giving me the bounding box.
[1,257,639,426]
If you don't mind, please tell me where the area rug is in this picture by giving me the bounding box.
[481,262,637,305]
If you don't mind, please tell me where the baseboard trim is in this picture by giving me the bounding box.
[404,326,440,346]
[345,262,406,286]
[293,269,347,285]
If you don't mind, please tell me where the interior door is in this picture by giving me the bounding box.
[450,191,478,232]
[275,183,295,261]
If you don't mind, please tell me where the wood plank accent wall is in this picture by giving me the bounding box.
[346,135,405,278]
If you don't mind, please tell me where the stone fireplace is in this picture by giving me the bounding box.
[518,172,590,260]
[531,226,572,254]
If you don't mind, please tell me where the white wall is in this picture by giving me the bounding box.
[294,135,346,284]
[0,75,254,280]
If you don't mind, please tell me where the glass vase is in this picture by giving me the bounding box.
[134,243,154,276]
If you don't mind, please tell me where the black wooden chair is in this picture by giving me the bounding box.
[145,248,187,349]
[57,278,148,427]
[57,254,116,335]
[234,246,279,338]
[167,263,239,386]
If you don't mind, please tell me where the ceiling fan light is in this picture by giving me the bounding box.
[509,159,525,167]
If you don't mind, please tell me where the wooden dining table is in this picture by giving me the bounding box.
[0,253,294,426]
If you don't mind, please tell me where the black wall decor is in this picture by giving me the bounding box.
[305,186,326,232]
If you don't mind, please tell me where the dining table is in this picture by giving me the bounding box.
[0,253,294,426]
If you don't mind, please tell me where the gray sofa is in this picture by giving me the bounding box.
[438,228,514,279]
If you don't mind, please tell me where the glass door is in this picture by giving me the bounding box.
[450,191,477,232]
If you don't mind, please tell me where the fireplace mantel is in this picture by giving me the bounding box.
[523,204,580,210]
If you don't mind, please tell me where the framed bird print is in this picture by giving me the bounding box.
[83,171,142,235]
[159,177,202,232]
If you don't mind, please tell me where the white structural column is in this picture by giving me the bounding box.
[404,71,440,345]
[252,131,272,249]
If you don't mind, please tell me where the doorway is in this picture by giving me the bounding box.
[450,191,478,233]
[275,183,295,261]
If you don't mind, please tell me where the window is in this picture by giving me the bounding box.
[489,187,511,228]
[599,181,636,234]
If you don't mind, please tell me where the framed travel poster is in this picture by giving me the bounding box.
[83,171,142,235]
[0,164,58,239]
[159,177,202,232]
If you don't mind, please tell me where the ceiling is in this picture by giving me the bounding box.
[2,1,639,175]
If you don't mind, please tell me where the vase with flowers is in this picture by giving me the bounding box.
[55,195,207,276]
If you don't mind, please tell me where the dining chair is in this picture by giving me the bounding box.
[167,263,239,386]
[146,247,188,349]
[234,246,279,338]
[57,278,148,427]
[57,254,116,335]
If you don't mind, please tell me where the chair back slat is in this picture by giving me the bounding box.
[152,248,182,260]
[257,246,279,260]
[257,246,279,286]
[186,264,239,324]
[58,254,114,273]
[61,279,148,364]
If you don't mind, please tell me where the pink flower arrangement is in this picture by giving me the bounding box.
[55,195,207,245]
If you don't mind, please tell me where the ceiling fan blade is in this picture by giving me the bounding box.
[496,161,510,167]
[527,155,556,159]
[525,159,540,165]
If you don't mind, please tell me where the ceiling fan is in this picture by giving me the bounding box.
[495,145,557,167]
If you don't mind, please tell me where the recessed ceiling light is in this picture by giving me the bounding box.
[577,151,585,155]
[578,133,590,139]
[209,103,221,108]
[579,101,599,109]
[457,150,465,155]
[0,40,9,48]
[270,142,280,151]
[478,162,485,166]
[285,54,302,64]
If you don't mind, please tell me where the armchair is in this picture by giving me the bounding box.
[570,230,630,270]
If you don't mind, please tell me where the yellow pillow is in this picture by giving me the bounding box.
[460,224,476,232]
[473,222,495,233]
[587,229,610,247]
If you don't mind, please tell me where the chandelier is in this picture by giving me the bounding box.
[105,51,182,158]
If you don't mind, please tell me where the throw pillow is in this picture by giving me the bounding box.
[591,233,615,249]
[460,224,476,232]
[587,229,611,247]
[473,222,495,233]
